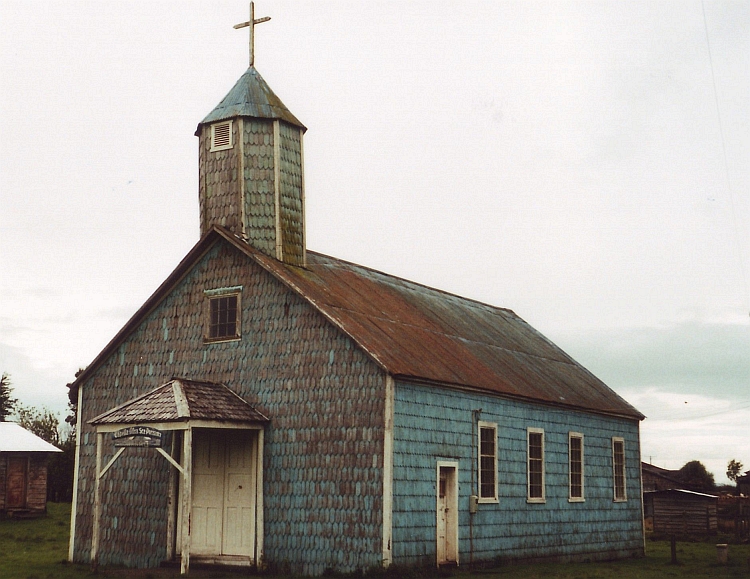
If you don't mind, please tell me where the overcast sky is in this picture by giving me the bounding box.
[1,1,748,484]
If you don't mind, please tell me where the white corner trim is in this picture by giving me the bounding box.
[68,382,84,562]
[273,120,282,261]
[382,376,394,568]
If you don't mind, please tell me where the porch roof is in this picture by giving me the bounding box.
[89,378,269,426]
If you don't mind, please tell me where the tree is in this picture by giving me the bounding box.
[677,460,715,492]
[727,459,744,483]
[0,372,17,421]
[15,404,61,446]
[14,403,77,502]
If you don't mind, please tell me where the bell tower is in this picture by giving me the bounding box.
[195,3,307,266]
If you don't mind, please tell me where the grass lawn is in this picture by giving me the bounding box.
[1,503,748,578]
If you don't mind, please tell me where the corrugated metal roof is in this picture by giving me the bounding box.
[0,422,62,453]
[197,66,305,132]
[89,378,269,425]
[72,228,643,421]
[241,236,644,420]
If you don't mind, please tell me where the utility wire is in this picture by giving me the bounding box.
[701,0,750,317]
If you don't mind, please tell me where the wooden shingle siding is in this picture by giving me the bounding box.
[199,121,241,237]
[72,238,387,574]
[277,121,304,266]
[391,382,643,567]
[243,119,277,255]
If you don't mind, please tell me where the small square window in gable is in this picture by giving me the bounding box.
[204,287,242,342]
[210,120,233,152]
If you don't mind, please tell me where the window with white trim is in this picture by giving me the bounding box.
[478,421,498,502]
[568,432,584,501]
[210,120,233,151]
[612,437,627,501]
[527,428,545,502]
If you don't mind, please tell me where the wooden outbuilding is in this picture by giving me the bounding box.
[0,422,62,516]
[641,462,683,492]
[644,489,718,536]
[67,4,645,575]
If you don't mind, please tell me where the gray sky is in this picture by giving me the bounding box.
[1,1,748,483]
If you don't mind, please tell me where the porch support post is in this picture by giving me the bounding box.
[255,428,264,566]
[180,426,193,575]
[166,434,178,561]
[91,431,103,571]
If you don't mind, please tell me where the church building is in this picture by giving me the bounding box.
[68,5,645,575]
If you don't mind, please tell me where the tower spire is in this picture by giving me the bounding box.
[233,2,271,67]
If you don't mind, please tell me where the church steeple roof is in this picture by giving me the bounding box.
[196,66,305,134]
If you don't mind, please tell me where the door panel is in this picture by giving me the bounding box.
[223,432,255,556]
[191,433,226,555]
[6,456,27,508]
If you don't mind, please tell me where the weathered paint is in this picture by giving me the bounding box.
[71,238,387,574]
[390,381,643,567]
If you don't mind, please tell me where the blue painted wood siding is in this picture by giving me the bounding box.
[391,381,643,567]
[73,239,387,574]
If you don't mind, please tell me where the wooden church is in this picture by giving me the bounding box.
[68,5,645,575]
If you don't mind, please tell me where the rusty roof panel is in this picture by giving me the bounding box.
[245,241,642,420]
[71,227,642,421]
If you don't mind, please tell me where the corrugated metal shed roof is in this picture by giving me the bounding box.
[89,378,269,425]
[0,422,62,453]
[197,66,305,132]
[644,489,718,499]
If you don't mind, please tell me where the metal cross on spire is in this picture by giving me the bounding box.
[233,2,271,67]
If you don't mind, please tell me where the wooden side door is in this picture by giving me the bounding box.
[6,456,28,509]
[436,463,458,566]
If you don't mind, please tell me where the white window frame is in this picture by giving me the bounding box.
[210,120,234,152]
[477,421,498,503]
[568,432,585,502]
[612,437,627,502]
[526,427,545,503]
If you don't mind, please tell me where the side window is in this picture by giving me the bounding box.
[612,437,627,501]
[569,432,584,501]
[527,428,545,503]
[478,421,498,502]
[204,287,242,342]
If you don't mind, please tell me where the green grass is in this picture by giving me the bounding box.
[1,504,748,578]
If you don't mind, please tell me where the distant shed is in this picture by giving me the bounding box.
[644,489,718,536]
[0,423,62,516]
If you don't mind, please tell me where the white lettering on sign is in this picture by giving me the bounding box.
[113,426,163,448]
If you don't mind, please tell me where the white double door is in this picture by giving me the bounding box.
[191,429,257,557]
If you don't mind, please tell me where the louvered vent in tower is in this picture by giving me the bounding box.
[210,120,233,151]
